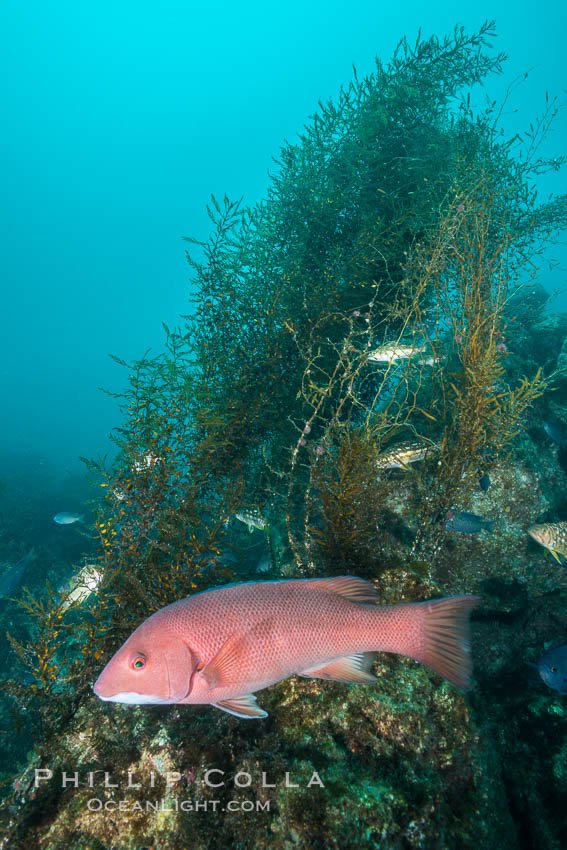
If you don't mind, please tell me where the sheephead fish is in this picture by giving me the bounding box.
[528,522,567,564]
[375,441,439,470]
[93,576,477,719]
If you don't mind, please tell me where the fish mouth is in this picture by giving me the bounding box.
[94,686,172,705]
[93,675,172,705]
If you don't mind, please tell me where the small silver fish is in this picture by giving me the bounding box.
[54,512,84,525]
[367,344,425,363]
[416,355,443,366]
[256,552,272,574]
[235,509,266,531]
[132,452,162,473]
[375,441,439,470]
[59,563,103,613]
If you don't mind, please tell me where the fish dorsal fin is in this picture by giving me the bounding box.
[212,694,268,719]
[298,652,377,683]
[312,576,379,604]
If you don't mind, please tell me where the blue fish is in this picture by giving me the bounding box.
[536,644,567,694]
[445,510,495,534]
[543,418,567,447]
[54,512,84,525]
[0,548,35,599]
[478,473,490,492]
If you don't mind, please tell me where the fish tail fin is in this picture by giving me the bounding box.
[415,595,478,690]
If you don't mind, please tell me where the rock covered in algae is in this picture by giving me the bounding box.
[1,668,511,850]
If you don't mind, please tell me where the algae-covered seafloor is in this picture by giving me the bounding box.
[2,23,567,850]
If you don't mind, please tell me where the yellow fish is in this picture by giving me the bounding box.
[528,522,567,564]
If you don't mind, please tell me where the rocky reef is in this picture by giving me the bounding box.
[2,23,567,850]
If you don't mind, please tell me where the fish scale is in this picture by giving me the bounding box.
[171,581,409,691]
[94,577,477,719]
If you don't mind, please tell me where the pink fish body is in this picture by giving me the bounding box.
[94,577,477,719]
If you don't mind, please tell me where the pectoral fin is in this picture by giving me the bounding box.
[212,694,268,719]
[298,652,377,683]
[200,620,273,689]
[199,633,251,689]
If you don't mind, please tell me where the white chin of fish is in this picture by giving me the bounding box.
[97,692,172,705]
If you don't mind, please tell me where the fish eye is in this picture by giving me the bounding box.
[130,653,146,671]
[551,666,557,674]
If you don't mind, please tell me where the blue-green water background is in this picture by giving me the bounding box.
[1,0,565,473]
